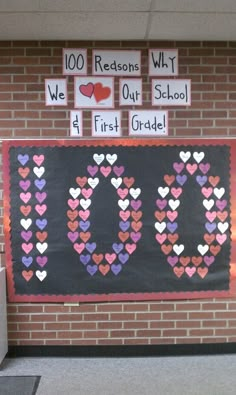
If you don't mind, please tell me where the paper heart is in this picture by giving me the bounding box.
[69,187,81,199]
[171,187,182,199]
[118,253,129,264]
[216,234,227,245]
[99,264,110,275]
[113,166,124,177]
[36,270,47,281]
[186,163,198,175]
[179,151,191,162]
[119,210,131,221]
[112,243,124,254]
[155,222,166,233]
[173,162,184,174]
[218,222,229,233]
[93,153,105,165]
[92,254,103,265]
[125,243,137,254]
[80,198,91,210]
[100,166,112,177]
[130,232,141,243]
[36,242,48,254]
[164,175,175,185]
[33,166,45,178]
[197,244,209,255]
[106,154,117,165]
[79,220,90,232]
[79,82,94,98]
[79,232,91,243]
[118,231,129,242]
[129,188,141,199]
[204,233,215,244]
[203,199,214,210]
[216,199,227,211]
[87,165,98,177]
[87,177,99,189]
[210,245,221,255]
[36,219,47,230]
[209,176,220,187]
[167,222,178,233]
[217,211,228,222]
[20,205,32,216]
[197,267,208,278]
[36,256,48,267]
[158,187,169,198]
[117,188,129,199]
[201,187,213,198]
[81,188,93,199]
[87,265,98,275]
[130,200,142,211]
[67,231,79,243]
[155,211,166,222]
[167,256,178,267]
[19,180,31,191]
[79,210,90,221]
[93,83,111,103]
[131,211,142,221]
[80,254,91,265]
[68,221,79,232]
[118,199,129,210]
[34,179,46,190]
[18,154,29,166]
[20,192,31,204]
[166,210,178,222]
[173,266,184,278]
[21,230,32,242]
[36,231,48,242]
[74,243,85,254]
[33,155,44,166]
[192,256,203,266]
[185,267,196,277]
[76,177,87,187]
[155,234,167,244]
[179,256,190,266]
[105,253,116,265]
[193,151,205,163]
[20,218,32,230]
[22,270,33,281]
[199,163,210,174]
[111,177,122,189]
[176,175,187,186]
[196,175,207,187]
[35,192,47,203]
[111,264,122,275]
[68,199,79,210]
[22,256,33,267]
[86,242,96,253]
[204,255,215,266]
[123,177,135,188]
[173,244,184,255]
[168,199,180,210]
[205,222,216,233]
[205,211,216,222]
[214,187,225,199]
[167,233,179,244]
[119,221,130,232]
[131,221,142,232]
[35,204,47,216]
[18,167,30,178]
[161,244,172,255]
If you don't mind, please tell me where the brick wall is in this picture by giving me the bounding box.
[1,40,236,346]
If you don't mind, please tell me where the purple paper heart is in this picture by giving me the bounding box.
[131,200,142,211]
[119,221,130,232]
[87,264,98,276]
[118,253,129,264]
[36,256,48,267]
[36,218,47,230]
[111,264,122,275]
[35,192,47,203]
[19,180,31,191]
[87,165,98,177]
[86,242,96,253]
[18,154,29,166]
[156,199,167,210]
[196,175,207,187]
[205,222,216,233]
[176,175,187,186]
[67,231,79,243]
[173,162,184,174]
[21,230,32,242]
[216,199,227,211]
[130,232,141,242]
[167,222,178,233]
[112,243,124,254]
[199,163,210,174]
[34,179,46,190]
[204,255,215,266]
[80,254,91,265]
[79,220,90,232]
[167,256,178,267]
[113,166,125,177]
[22,256,33,267]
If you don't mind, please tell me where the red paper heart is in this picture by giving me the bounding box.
[79,82,94,98]
[93,83,111,103]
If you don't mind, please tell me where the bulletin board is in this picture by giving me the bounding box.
[3,138,236,302]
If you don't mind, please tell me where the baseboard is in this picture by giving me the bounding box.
[7,343,236,358]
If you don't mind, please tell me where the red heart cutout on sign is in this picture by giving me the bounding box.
[93,83,111,103]
[79,83,94,98]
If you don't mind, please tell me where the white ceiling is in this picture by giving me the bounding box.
[0,0,236,41]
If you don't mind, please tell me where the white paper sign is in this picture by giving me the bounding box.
[149,49,178,76]
[74,77,114,108]
[119,78,142,106]
[152,79,191,106]
[92,111,121,137]
[63,49,87,75]
[129,111,168,136]
[92,50,141,76]
[45,79,67,106]
[70,111,83,136]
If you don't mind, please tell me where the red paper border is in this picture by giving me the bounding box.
[3,138,236,302]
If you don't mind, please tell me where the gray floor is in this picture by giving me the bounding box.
[0,354,236,395]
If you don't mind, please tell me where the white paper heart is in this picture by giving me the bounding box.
[111,177,122,189]
[158,186,169,198]
[118,199,129,210]
[80,199,91,210]
[93,153,105,165]
[154,222,166,233]
[87,177,99,189]
[69,187,81,199]
[106,154,117,165]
